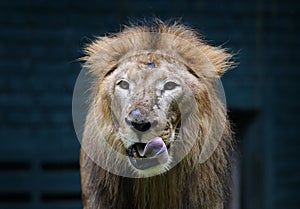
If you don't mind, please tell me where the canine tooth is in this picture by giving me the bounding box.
[162,132,168,135]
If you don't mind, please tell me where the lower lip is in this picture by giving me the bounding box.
[129,156,161,170]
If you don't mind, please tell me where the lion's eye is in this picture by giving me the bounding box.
[117,80,130,89]
[163,81,178,91]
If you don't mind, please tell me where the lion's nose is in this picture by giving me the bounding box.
[130,109,144,121]
[126,109,157,132]
[131,121,152,132]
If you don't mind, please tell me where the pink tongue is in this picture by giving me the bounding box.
[138,137,168,159]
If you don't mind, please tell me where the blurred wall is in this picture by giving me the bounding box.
[0,0,299,209]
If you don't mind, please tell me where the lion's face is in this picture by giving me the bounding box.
[106,56,197,174]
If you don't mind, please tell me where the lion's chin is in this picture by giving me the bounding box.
[127,137,169,171]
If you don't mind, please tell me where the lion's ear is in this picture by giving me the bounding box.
[80,36,122,78]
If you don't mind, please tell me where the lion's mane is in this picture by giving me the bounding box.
[80,21,234,209]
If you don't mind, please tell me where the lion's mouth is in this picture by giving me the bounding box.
[127,121,179,170]
[127,137,169,170]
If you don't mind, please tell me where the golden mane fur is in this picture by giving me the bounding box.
[80,21,234,209]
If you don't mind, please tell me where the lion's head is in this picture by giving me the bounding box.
[107,54,205,176]
[78,22,233,179]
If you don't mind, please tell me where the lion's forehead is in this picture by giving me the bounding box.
[118,59,186,84]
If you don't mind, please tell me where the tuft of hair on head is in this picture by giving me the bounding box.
[80,19,234,79]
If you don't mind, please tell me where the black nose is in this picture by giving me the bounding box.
[131,121,152,132]
[126,109,156,132]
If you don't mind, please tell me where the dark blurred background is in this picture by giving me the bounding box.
[0,0,299,209]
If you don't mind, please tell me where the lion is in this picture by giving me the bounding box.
[78,21,234,209]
